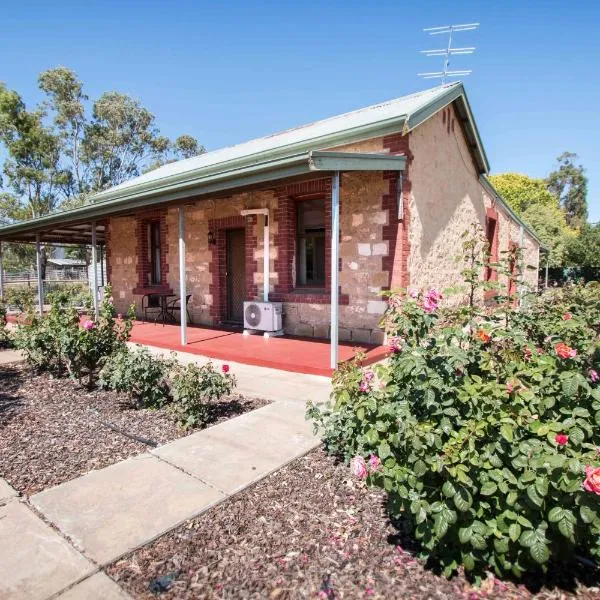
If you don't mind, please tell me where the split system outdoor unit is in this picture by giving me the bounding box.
[243,301,283,333]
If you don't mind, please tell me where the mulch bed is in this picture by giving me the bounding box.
[107,449,600,600]
[0,362,267,496]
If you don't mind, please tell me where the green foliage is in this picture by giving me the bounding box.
[170,362,236,428]
[0,299,9,347]
[309,236,600,580]
[488,173,558,216]
[565,223,600,268]
[99,346,173,408]
[547,152,588,229]
[13,284,133,387]
[521,204,573,268]
[5,286,35,312]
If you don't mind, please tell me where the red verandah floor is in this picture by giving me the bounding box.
[129,321,388,377]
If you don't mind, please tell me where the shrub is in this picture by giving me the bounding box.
[13,284,133,385]
[309,234,600,580]
[5,286,35,313]
[0,299,9,347]
[99,346,173,408]
[170,362,236,428]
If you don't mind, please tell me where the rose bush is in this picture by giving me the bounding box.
[308,239,600,580]
[14,285,134,386]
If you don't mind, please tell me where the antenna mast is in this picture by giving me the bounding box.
[418,22,479,85]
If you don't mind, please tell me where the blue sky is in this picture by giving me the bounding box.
[2,0,599,221]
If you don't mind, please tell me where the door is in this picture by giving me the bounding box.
[226,228,246,323]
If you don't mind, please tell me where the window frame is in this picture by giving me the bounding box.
[148,220,162,286]
[295,198,326,289]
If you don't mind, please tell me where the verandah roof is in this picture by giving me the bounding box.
[0,151,406,244]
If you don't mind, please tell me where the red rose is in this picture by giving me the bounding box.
[555,434,569,446]
[222,364,230,374]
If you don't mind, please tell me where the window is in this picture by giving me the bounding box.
[148,221,162,285]
[485,215,498,282]
[296,199,325,287]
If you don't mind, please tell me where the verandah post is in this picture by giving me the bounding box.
[178,206,187,346]
[35,235,43,315]
[91,221,99,320]
[330,171,340,370]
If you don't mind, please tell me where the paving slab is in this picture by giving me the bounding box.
[31,453,224,565]
[0,500,94,600]
[0,348,24,365]
[56,572,132,599]
[153,401,320,494]
[0,477,18,502]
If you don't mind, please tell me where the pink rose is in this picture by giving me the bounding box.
[82,320,95,330]
[590,369,599,383]
[368,455,381,471]
[408,288,419,299]
[583,466,600,495]
[555,342,577,359]
[351,456,368,480]
[359,380,369,393]
[388,337,403,353]
[563,312,572,320]
[506,381,514,394]
[555,434,569,446]
[364,370,374,382]
[222,364,230,374]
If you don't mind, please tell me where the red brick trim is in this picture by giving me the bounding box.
[105,218,112,285]
[382,133,411,290]
[208,214,257,324]
[273,178,333,296]
[134,209,169,292]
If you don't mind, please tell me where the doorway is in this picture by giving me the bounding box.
[225,228,246,323]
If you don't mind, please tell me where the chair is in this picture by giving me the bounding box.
[167,294,192,324]
[142,294,161,322]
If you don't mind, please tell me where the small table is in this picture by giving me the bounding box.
[147,292,177,326]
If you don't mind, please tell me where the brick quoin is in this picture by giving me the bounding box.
[208,214,257,324]
[132,209,171,295]
[382,132,412,291]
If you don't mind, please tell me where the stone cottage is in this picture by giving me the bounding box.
[0,82,541,367]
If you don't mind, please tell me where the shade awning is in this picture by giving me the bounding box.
[0,151,406,245]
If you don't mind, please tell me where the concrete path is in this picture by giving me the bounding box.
[137,343,332,405]
[1,349,327,598]
[0,348,24,365]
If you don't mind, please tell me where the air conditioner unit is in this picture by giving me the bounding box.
[243,301,283,333]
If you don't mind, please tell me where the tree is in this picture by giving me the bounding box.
[173,134,203,160]
[82,91,171,192]
[546,152,588,228]
[38,66,88,199]
[521,203,573,267]
[564,222,600,267]
[487,173,557,215]
[0,67,203,273]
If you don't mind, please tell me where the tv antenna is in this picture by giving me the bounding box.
[418,22,479,85]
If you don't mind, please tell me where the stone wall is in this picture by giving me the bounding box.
[408,104,540,301]
[106,99,540,342]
